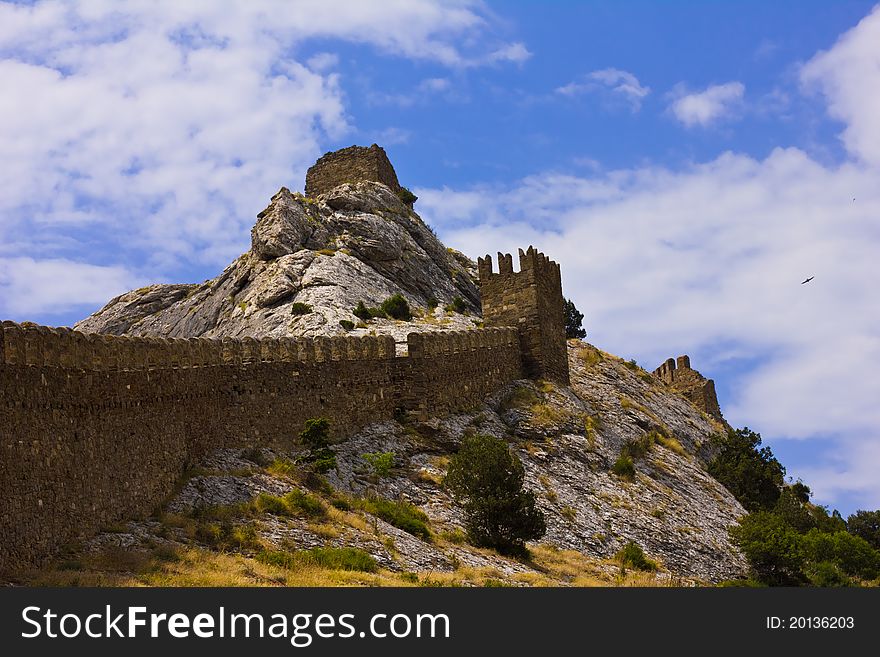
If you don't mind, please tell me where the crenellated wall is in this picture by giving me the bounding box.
[0,321,526,573]
[478,247,570,385]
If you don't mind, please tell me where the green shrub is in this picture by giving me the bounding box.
[361,497,431,541]
[426,297,439,310]
[445,296,466,314]
[616,541,658,571]
[611,454,635,479]
[257,547,377,573]
[801,529,880,580]
[339,319,354,331]
[284,490,327,520]
[253,493,290,516]
[353,301,373,321]
[362,451,395,478]
[729,512,805,585]
[847,510,880,550]
[445,434,546,556]
[564,298,586,339]
[708,427,785,513]
[805,561,853,587]
[396,186,418,206]
[252,490,326,520]
[380,293,412,321]
[299,418,337,473]
[624,359,639,371]
[290,302,312,316]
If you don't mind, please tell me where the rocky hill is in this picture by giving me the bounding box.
[76,182,481,347]
[58,146,748,586]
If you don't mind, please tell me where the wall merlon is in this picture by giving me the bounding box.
[498,252,514,275]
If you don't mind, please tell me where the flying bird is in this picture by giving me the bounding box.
[801,276,814,284]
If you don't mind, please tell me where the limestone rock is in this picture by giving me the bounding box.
[76,181,480,340]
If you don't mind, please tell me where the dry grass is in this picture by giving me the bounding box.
[583,414,602,448]
[529,403,566,428]
[654,433,687,456]
[576,345,604,368]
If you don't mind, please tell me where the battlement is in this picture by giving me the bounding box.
[477,246,562,282]
[653,354,723,422]
[478,246,569,384]
[0,321,398,370]
[304,144,401,198]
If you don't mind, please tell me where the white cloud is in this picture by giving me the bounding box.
[801,4,880,167]
[0,257,146,317]
[306,52,339,72]
[556,68,650,112]
[368,76,454,107]
[668,81,745,127]
[0,0,526,316]
[485,42,531,65]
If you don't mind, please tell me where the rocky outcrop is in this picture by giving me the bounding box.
[76,181,480,343]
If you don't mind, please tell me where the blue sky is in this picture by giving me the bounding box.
[1,1,879,514]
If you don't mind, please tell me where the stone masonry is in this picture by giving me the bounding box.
[653,355,724,422]
[0,323,525,573]
[478,247,570,385]
[305,144,402,198]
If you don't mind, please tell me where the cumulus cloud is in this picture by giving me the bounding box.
[485,42,531,65]
[556,68,650,112]
[801,4,880,166]
[0,257,146,317]
[0,0,527,318]
[668,81,745,127]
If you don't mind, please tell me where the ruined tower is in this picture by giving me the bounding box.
[478,247,570,385]
[305,144,402,197]
[653,355,724,422]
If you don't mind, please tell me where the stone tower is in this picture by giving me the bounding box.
[305,144,402,197]
[478,246,570,385]
[653,355,724,422]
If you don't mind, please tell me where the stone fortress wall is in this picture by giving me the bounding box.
[653,355,724,422]
[478,247,570,385]
[0,322,524,572]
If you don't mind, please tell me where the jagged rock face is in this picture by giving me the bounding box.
[75,182,480,340]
